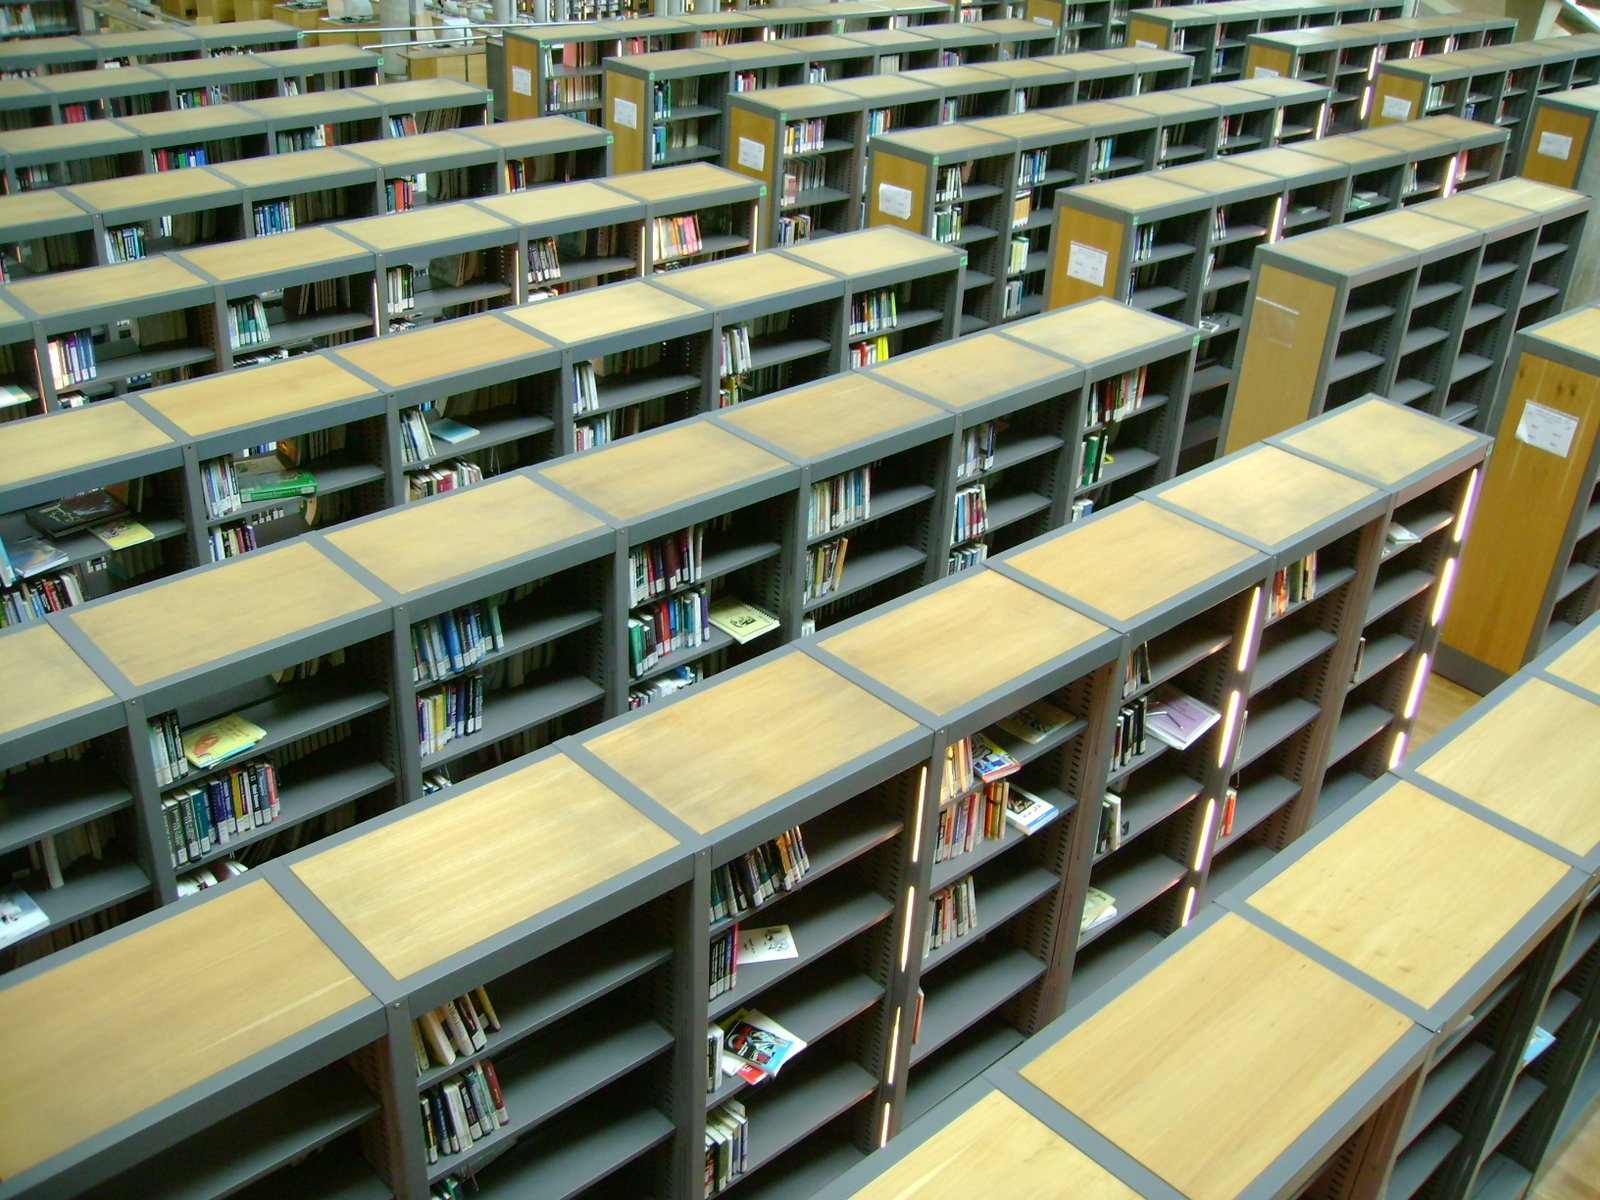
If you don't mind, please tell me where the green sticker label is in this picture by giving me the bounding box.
[760,185,768,196]
[960,255,969,267]
[607,135,615,143]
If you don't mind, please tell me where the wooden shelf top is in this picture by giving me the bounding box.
[824,74,939,102]
[1160,444,1378,546]
[819,569,1108,718]
[542,418,788,523]
[1526,304,1600,355]
[81,28,192,49]
[507,279,703,347]
[1411,114,1506,142]
[65,166,237,211]
[1112,90,1217,117]
[5,256,209,318]
[149,56,277,84]
[1415,677,1600,861]
[0,189,89,228]
[0,879,370,1180]
[781,225,959,276]
[673,9,765,26]
[845,1088,1139,1200]
[1238,76,1329,100]
[972,58,1070,81]
[1159,159,1276,194]
[1475,177,1588,215]
[1182,82,1269,105]
[1018,912,1415,1200]
[208,146,372,187]
[603,162,753,205]
[1296,136,1395,166]
[1274,226,1413,273]
[620,47,721,72]
[1278,396,1480,487]
[1349,209,1476,253]
[69,541,379,688]
[967,111,1079,140]
[0,296,18,329]
[1038,99,1141,127]
[242,90,379,120]
[326,472,602,595]
[0,398,172,492]
[0,120,141,155]
[292,751,676,979]
[872,331,1078,411]
[342,129,486,168]
[335,201,513,252]
[334,312,552,388]
[351,77,484,104]
[1006,500,1258,622]
[177,225,368,282]
[0,622,114,740]
[838,26,933,48]
[910,25,991,44]
[1419,191,1534,235]
[253,44,380,67]
[142,353,377,438]
[719,372,944,459]
[475,178,639,226]
[30,65,162,94]
[1248,780,1571,1008]
[695,41,805,67]
[583,649,920,834]
[1214,146,1340,180]
[1005,298,1185,363]
[118,105,263,138]
[1352,123,1455,154]
[737,81,854,112]
[465,114,606,149]
[655,252,835,308]
[1545,622,1600,695]
[874,122,1013,157]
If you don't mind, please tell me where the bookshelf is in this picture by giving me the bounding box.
[1516,83,1600,306]
[0,188,105,280]
[606,50,743,176]
[250,43,383,92]
[470,178,646,304]
[970,57,1076,112]
[1439,304,1600,692]
[0,119,144,194]
[1020,0,1123,52]
[504,18,688,122]
[601,160,763,273]
[0,21,295,75]
[1041,46,1196,97]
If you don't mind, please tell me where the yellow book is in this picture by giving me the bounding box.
[182,713,267,769]
[90,517,154,551]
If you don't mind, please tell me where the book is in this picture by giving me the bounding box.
[90,517,155,551]
[428,417,480,445]
[970,732,1021,782]
[234,456,318,502]
[1004,785,1059,835]
[8,536,67,579]
[182,713,268,769]
[0,887,46,949]
[708,595,780,645]
[1081,885,1117,934]
[736,924,797,965]
[1144,685,1221,750]
[721,1008,807,1083]
[27,490,128,536]
[1524,1025,1556,1065]
[996,699,1073,744]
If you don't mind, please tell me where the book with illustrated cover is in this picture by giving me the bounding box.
[428,417,480,445]
[8,536,67,579]
[234,456,318,502]
[1145,684,1220,750]
[1081,885,1117,933]
[1004,785,1059,835]
[91,517,155,551]
[27,489,128,536]
[0,887,46,949]
[721,1008,807,1083]
[182,713,268,769]
[970,732,1020,782]
[995,698,1073,745]
[708,595,780,645]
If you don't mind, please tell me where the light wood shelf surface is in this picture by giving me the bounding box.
[0,622,115,739]
[583,650,922,833]
[475,179,639,224]
[1415,677,1600,861]
[209,147,372,187]
[343,129,487,168]
[5,257,208,318]
[506,280,705,348]
[0,879,370,1179]
[873,332,1076,411]
[0,399,172,490]
[1529,305,1600,354]
[602,162,750,205]
[781,226,958,276]
[1546,623,1600,696]
[244,91,379,119]
[0,122,141,155]
[1006,500,1258,622]
[142,354,377,437]
[819,569,1109,718]
[1355,209,1478,252]
[1003,297,1182,363]
[1279,396,1482,487]
[656,253,835,308]
[325,473,604,595]
[291,752,677,980]
[118,106,262,137]
[68,541,379,687]
[1018,912,1415,1200]
[1161,445,1378,546]
[825,74,939,101]
[1274,226,1413,271]
[876,122,1013,156]
[0,189,84,229]
[719,373,944,460]
[1248,780,1571,1007]
[333,313,552,389]
[178,226,370,282]
[1476,177,1581,213]
[66,168,237,209]
[334,202,513,252]
[1061,174,1204,212]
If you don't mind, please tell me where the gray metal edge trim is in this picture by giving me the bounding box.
[985,559,1128,632]
[264,861,407,1004]
[1394,767,1597,874]
[561,740,709,848]
[798,638,946,730]
[1143,490,1278,554]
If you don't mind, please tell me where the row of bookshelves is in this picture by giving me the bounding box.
[0,77,491,195]
[0,17,297,74]
[0,392,1485,1200]
[0,161,764,412]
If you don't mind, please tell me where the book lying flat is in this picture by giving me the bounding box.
[721,1009,807,1084]
[708,596,780,645]
[9,536,67,579]
[971,732,1020,782]
[182,713,268,769]
[995,699,1073,745]
[235,456,317,502]
[27,489,128,537]
[0,888,46,949]
[1081,885,1116,933]
[428,417,480,445]
[91,517,155,551]
[1145,684,1221,751]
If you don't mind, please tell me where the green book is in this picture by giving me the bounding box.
[234,457,317,502]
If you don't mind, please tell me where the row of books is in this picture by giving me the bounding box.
[1093,367,1150,426]
[545,75,601,111]
[147,710,190,788]
[781,117,830,156]
[274,123,339,153]
[651,78,699,118]
[46,330,97,389]
[200,452,316,519]
[160,759,281,868]
[528,235,562,285]
[1269,551,1318,617]
[1124,640,1153,698]
[1097,791,1126,857]
[720,325,753,377]
[227,297,272,350]
[1112,697,1148,768]
[409,460,485,500]
[630,524,703,606]
[1002,279,1028,321]
[173,857,248,898]
[417,674,484,757]
[652,213,705,263]
[849,334,891,367]
[924,875,978,955]
[1080,430,1110,488]
[780,157,830,208]
[807,466,870,539]
[952,482,988,544]
[709,825,811,923]
[420,1058,509,1163]
[102,224,146,264]
[709,922,740,999]
[411,598,506,684]
[0,569,85,627]
[704,1100,749,1197]
[948,539,988,576]
[848,288,899,337]
[409,986,501,1070]
[776,213,813,245]
[386,176,417,214]
[804,537,848,604]
[208,522,259,562]
[252,198,296,237]
[1017,148,1049,189]
[1006,235,1029,278]
[152,146,211,173]
[385,265,416,317]
[629,587,712,678]
[652,122,705,165]
[934,165,964,204]
[934,778,1008,863]
[958,421,998,479]
[932,203,962,245]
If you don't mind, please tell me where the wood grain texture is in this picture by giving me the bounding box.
[180,226,368,282]
[1277,226,1411,271]
[507,280,705,346]
[1353,123,1454,153]
[475,179,639,225]
[208,147,371,187]
[325,473,603,593]
[866,147,930,236]
[1163,445,1378,546]
[143,354,376,436]
[340,131,484,168]
[292,752,676,978]
[1416,677,1600,859]
[1250,780,1571,1007]
[0,190,85,226]
[1516,106,1589,189]
[0,880,370,1178]
[605,68,650,176]
[603,162,749,205]
[243,91,378,119]
[583,651,920,833]
[0,122,141,154]
[1279,396,1480,486]
[1411,672,1479,751]
[0,622,114,738]
[849,1090,1142,1200]
[1531,1099,1600,1200]
[333,313,551,388]
[542,419,787,521]
[820,569,1108,717]
[0,399,172,489]
[1020,912,1415,1200]
[1160,159,1275,193]
[118,106,262,136]
[877,122,1012,157]
[718,372,944,458]
[466,115,602,150]
[65,168,236,209]
[826,74,940,102]
[1442,350,1600,674]
[1547,623,1600,697]
[1416,192,1531,235]
[873,332,1076,409]
[658,253,833,307]
[5,257,208,317]
[1224,266,1339,454]
[1006,500,1258,621]
[1478,177,1586,214]
[1367,74,1426,125]
[1006,296,1180,364]
[782,226,956,276]
[69,541,379,686]
[352,78,481,103]
[31,66,161,93]
[1354,210,1475,252]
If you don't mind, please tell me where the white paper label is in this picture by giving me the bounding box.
[1380,94,1412,121]
[612,96,638,130]
[510,65,532,97]
[1516,400,1580,459]
[1134,38,1157,48]
[736,136,765,171]
[737,925,798,964]
[1254,66,1280,79]
[1066,240,1109,287]
[1538,130,1573,160]
[877,181,913,220]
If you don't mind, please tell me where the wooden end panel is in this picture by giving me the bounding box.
[1518,105,1591,188]
[866,148,929,236]
[1223,264,1336,454]
[1046,207,1125,311]
[1127,16,1170,50]
[604,69,649,176]
[1368,73,1425,126]
[727,105,778,248]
